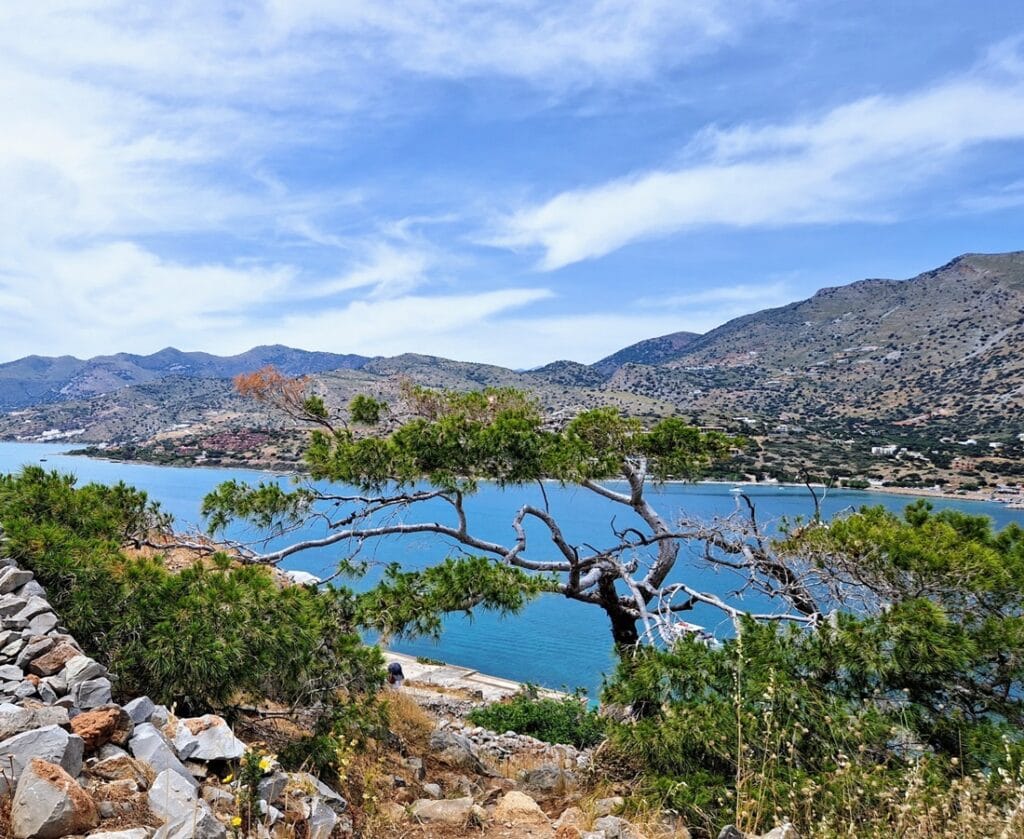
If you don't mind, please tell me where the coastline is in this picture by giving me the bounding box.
[4,439,1019,509]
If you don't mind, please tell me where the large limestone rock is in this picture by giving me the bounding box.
[0,567,33,594]
[71,676,113,709]
[123,696,157,724]
[178,715,246,761]
[494,790,549,825]
[129,723,196,787]
[10,757,99,838]
[411,796,480,824]
[594,815,645,839]
[62,654,106,688]
[148,768,225,839]
[429,727,485,773]
[0,724,84,795]
[307,796,339,839]
[88,831,154,839]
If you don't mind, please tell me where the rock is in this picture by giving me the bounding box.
[96,742,130,760]
[91,753,154,788]
[0,594,27,617]
[13,680,37,699]
[72,676,113,709]
[759,825,799,839]
[719,827,746,839]
[555,807,586,829]
[1,638,25,659]
[286,772,347,813]
[258,770,289,804]
[87,830,153,839]
[43,670,68,695]
[0,703,70,740]
[179,714,246,761]
[519,764,578,794]
[14,596,52,622]
[62,654,106,688]
[123,696,157,724]
[429,727,485,773]
[202,784,235,813]
[283,570,321,586]
[148,768,225,839]
[0,663,23,680]
[594,815,644,839]
[411,796,478,824]
[15,635,54,669]
[403,755,425,779]
[71,705,133,751]
[12,579,47,600]
[494,790,549,825]
[10,757,99,838]
[129,723,197,787]
[167,720,199,760]
[0,567,33,594]
[594,796,625,817]
[28,611,59,635]
[307,796,339,839]
[422,782,442,798]
[0,724,84,794]
[150,704,171,727]
[28,642,81,677]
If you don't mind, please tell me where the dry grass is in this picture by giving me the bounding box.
[386,691,435,753]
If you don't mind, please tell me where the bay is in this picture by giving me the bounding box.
[2,441,1022,697]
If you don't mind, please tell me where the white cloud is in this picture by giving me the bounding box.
[0,243,553,361]
[497,55,1024,269]
[636,281,791,309]
[0,1,784,367]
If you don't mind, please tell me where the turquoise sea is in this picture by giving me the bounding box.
[2,441,1022,697]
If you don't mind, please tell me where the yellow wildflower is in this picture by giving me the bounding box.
[231,816,242,827]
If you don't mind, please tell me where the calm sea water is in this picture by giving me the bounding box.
[2,441,1022,696]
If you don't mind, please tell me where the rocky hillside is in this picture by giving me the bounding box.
[651,252,1024,424]
[591,331,700,376]
[0,346,370,412]
[2,252,1022,460]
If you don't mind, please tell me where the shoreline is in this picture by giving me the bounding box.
[3,440,1020,510]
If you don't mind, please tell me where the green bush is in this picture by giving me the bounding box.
[598,502,1024,836]
[467,688,605,748]
[0,467,384,715]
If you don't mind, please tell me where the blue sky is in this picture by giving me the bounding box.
[1,1,1023,367]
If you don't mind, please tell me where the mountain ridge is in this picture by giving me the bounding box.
[2,250,1022,442]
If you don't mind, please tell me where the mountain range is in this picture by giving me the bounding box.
[2,251,1022,450]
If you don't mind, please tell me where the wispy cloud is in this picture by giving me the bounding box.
[0,1,783,364]
[497,44,1024,269]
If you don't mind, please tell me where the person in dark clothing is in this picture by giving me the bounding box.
[387,661,405,690]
